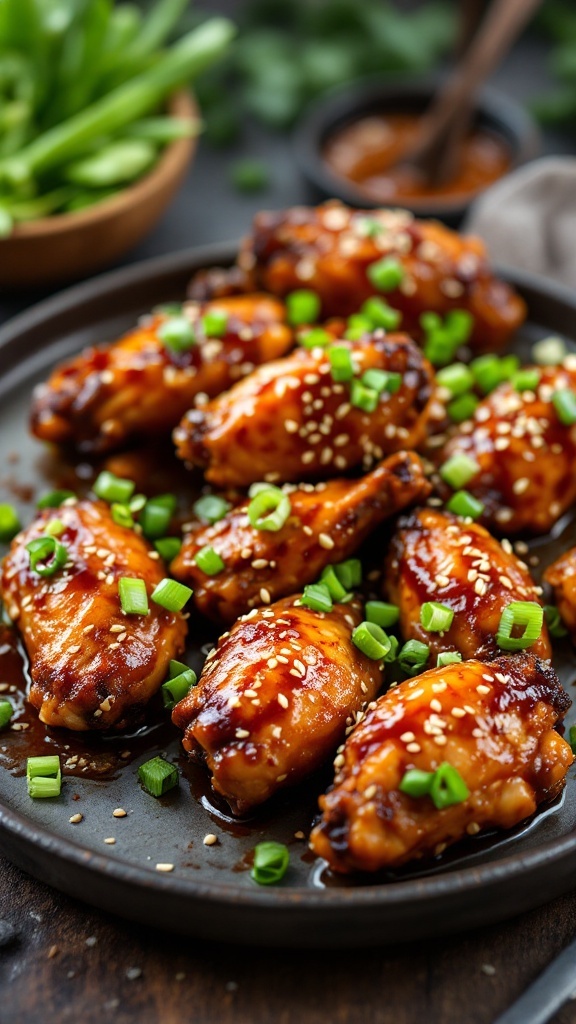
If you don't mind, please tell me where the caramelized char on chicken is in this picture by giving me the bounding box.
[310,654,572,872]
[544,547,576,643]
[172,595,383,815]
[385,508,550,662]
[30,295,293,453]
[172,451,430,624]
[174,332,435,487]
[189,201,526,352]
[436,362,576,535]
[0,500,187,730]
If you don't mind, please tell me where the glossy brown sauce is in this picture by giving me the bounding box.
[323,113,512,202]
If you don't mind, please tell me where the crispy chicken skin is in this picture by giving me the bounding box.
[310,654,572,872]
[189,202,526,352]
[172,451,431,623]
[544,547,576,642]
[172,595,383,815]
[174,332,435,487]
[0,500,187,731]
[385,508,550,662]
[436,362,576,535]
[30,295,293,453]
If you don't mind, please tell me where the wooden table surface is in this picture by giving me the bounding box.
[2,11,576,1023]
[0,855,575,1024]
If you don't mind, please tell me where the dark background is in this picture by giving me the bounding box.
[1,3,576,1022]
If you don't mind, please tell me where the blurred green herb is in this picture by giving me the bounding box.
[192,0,455,145]
[534,0,576,127]
[0,0,235,229]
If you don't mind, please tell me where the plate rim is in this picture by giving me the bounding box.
[1,241,576,929]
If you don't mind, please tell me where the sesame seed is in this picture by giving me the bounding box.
[272,726,282,739]
[474,578,488,597]
[278,694,289,709]
[69,813,83,824]
[68,645,81,654]
[467,822,481,835]
[113,808,127,818]
[294,831,305,840]
[251,559,268,570]
[318,533,335,550]
[363,785,377,800]
[512,477,530,495]
[433,735,447,746]
[406,742,421,753]
[235,728,250,739]
[203,834,218,846]
[156,863,174,873]
[451,707,466,718]
[430,699,442,713]
[259,588,271,604]
[431,681,447,693]
[476,684,491,695]
[104,838,116,845]
[400,731,415,743]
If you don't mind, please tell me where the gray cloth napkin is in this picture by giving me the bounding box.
[464,156,576,290]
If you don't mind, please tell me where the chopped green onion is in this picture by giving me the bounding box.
[162,661,197,710]
[439,453,480,490]
[569,726,576,755]
[437,651,463,667]
[27,755,61,799]
[470,353,519,395]
[118,577,149,615]
[138,755,178,797]
[365,601,399,628]
[151,578,193,610]
[367,256,404,292]
[0,504,21,542]
[195,545,225,576]
[447,393,479,423]
[355,216,384,238]
[201,309,228,338]
[93,471,135,504]
[26,536,68,577]
[352,621,392,660]
[44,518,65,538]
[436,363,474,396]
[129,494,147,513]
[0,701,13,729]
[298,327,332,349]
[320,566,349,603]
[247,487,291,532]
[398,639,429,675]
[429,762,470,809]
[155,537,182,562]
[496,601,544,651]
[286,289,321,326]
[334,559,362,590]
[420,602,454,632]
[251,841,289,885]
[513,368,540,393]
[301,583,333,614]
[532,336,567,366]
[552,388,576,426]
[154,304,183,317]
[158,316,196,352]
[383,634,400,663]
[140,494,177,540]
[193,494,231,524]
[350,379,379,413]
[328,345,355,382]
[230,159,269,192]
[446,490,485,520]
[543,604,568,639]
[111,503,134,529]
[499,354,520,380]
[360,297,401,331]
[399,768,435,798]
[361,369,402,394]
[422,310,473,368]
[344,314,373,341]
[37,489,75,509]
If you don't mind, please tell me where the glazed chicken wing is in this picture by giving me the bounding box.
[189,201,526,352]
[0,500,187,730]
[544,547,576,643]
[436,361,576,534]
[174,331,435,487]
[310,654,572,872]
[385,508,550,662]
[172,451,431,624]
[172,595,383,815]
[30,295,293,453]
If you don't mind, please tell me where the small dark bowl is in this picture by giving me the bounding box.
[292,75,541,224]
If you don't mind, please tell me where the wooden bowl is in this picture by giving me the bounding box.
[0,91,198,289]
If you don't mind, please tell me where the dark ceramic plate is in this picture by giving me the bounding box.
[0,245,576,949]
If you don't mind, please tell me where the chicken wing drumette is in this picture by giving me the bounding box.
[30,295,293,453]
[436,360,576,534]
[174,331,435,487]
[189,201,526,352]
[0,500,187,730]
[172,451,431,624]
[310,654,572,872]
[385,508,550,662]
[544,547,576,643]
[172,595,383,815]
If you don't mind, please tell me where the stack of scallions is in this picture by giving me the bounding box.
[0,0,235,235]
